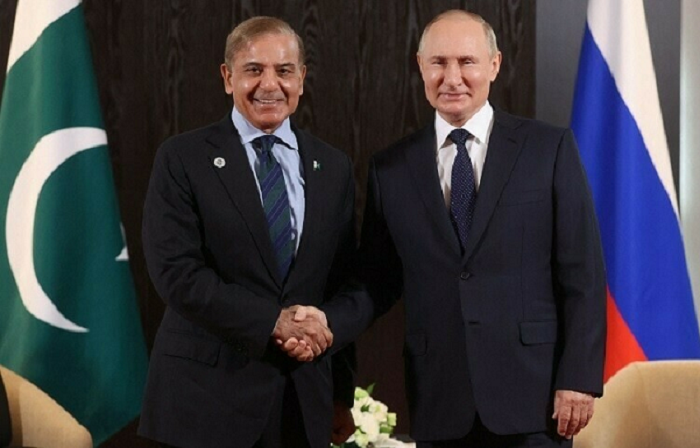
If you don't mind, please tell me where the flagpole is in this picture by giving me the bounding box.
[680,0,700,332]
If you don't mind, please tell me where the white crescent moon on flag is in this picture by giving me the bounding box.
[5,127,107,333]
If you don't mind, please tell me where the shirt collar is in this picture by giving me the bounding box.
[435,101,494,149]
[231,106,299,150]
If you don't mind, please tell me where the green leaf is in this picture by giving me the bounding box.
[366,383,375,395]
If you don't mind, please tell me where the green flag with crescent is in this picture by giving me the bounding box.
[0,0,148,444]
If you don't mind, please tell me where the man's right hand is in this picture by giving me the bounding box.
[272,306,333,361]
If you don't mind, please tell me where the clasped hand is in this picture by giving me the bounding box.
[272,305,332,362]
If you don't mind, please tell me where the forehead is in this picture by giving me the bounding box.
[234,32,300,64]
[422,17,489,56]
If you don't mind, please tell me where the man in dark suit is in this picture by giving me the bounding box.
[138,16,359,448]
[324,9,606,448]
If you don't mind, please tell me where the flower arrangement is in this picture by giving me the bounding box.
[334,384,398,448]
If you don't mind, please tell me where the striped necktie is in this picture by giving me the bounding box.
[449,128,476,254]
[253,135,294,279]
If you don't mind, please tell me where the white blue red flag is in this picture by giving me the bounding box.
[571,0,700,381]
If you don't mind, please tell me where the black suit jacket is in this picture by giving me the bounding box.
[138,116,360,448]
[327,110,606,442]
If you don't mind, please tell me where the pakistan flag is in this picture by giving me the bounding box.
[0,0,147,444]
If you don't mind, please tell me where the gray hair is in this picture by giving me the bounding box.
[224,16,305,67]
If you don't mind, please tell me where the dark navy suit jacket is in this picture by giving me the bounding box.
[138,116,363,448]
[326,110,607,442]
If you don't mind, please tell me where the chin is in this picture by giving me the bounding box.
[254,118,285,131]
[439,107,468,117]
[439,102,468,113]
[254,112,284,124]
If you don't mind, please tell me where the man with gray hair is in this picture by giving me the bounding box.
[138,16,360,448]
[326,9,606,448]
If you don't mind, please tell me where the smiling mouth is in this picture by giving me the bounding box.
[254,98,282,105]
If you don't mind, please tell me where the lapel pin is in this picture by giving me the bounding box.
[213,157,226,168]
[313,160,322,171]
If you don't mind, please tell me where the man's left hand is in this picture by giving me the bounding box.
[331,401,355,445]
[552,389,595,439]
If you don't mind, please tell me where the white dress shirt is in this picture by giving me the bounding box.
[435,102,495,208]
[231,106,305,252]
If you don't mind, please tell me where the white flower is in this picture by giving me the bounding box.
[343,386,397,448]
[353,432,370,448]
[356,412,380,439]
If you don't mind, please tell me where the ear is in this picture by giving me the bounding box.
[416,53,424,75]
[220,63,234,94]
[489,51,502,82]
[298,64,307,96]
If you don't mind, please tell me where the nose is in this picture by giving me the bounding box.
[259,68,278,90]
[444,61,462,87]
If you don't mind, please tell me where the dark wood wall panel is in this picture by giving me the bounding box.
[0,1,534,445]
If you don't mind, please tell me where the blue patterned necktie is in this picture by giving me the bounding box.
[253,135,294,279]
[449,128,476,254]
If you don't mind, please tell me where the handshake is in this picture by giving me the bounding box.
[272,306,333,362]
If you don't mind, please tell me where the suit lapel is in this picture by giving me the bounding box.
[462,110,524,262]
[405,125,461,255]
[205,116,283,287]
[291,126,323,270]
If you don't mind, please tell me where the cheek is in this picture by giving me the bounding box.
[232,81,255,99]
[424,75,441,95]
[428,71,442,84]
[478,76,492,92]
[466,73,488,89]
[421,68,439,84]
[282,81,303,100]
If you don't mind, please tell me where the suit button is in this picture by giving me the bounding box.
[460,272,471,280]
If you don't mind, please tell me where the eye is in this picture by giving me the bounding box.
[277,65,296,76]
[245,66,262,74]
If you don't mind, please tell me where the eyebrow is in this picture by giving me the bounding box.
[429,55,477,62]
[241,61,298,70]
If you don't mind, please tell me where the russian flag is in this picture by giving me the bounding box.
[571,0,700,381]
